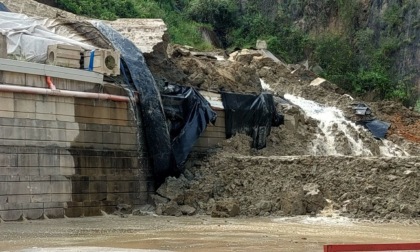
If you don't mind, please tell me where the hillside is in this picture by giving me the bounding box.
[39,0,420,111]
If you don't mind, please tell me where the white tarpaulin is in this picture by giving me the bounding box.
[0,12,95,62]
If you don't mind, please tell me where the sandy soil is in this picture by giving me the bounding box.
[1,215,420,252]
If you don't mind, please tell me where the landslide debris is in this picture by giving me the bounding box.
[150,46,420,221]
[155,154,420,220]
[147,45,420,149]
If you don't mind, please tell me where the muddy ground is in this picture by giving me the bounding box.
[1,215,420,252]
[4,2,420,250]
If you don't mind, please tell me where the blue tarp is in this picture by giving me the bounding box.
[0,3,9,12]
[358,119,390,139]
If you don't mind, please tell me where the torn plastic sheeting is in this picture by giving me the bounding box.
[161,85,217,172]
[91,21,173,180]
[351,103,372,115]
[0,12,94,63]
[221,92,276,149]
[0,3,9,12]
[357,119,390,139]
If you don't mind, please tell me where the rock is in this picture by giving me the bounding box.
[179,205,196,216]
[211,199,240,218]
[338,193,348,202]
[161,201,182,217]
[258,66,271,78]
[359,197,374,212]
[364,185,377,194]
[280,187,306,215]
[399,204,416,216]
[151,194,169,205]
[387,175,399,181]
[256,40,267,49]
[156,175,188,204]
[171,46,191,57]
[403,170,416,177]
[309,77,326,86]
[255,200,272,213]
[303,183,327,213]
[232,49,261,64]
[183,169,194,180]
[132,204,156,216]
[116,204,132,214]
[184,189,211,207]
[206,198,216,214]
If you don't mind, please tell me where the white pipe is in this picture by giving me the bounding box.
[0,84,134,102]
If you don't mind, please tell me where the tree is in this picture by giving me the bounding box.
[186,0,238,46]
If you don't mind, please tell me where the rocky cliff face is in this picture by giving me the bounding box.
[274,0,419,104]
[366,0,419,99]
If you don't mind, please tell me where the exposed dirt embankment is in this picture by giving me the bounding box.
[147,46,420,221]
[155,154,420,221]
[148,46,420,149]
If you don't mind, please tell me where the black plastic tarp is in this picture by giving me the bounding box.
[0,3,9,12]
[221,92,279,149]
[357,119,390,139]
[92,21,173,180]
[161,85,216,171]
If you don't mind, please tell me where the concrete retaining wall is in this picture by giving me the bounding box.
[193,110,226,151]
[0,70,152,221]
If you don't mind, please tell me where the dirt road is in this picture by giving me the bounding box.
[1,215,419,252]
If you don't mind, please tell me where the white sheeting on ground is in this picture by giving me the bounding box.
[0,12,94,63]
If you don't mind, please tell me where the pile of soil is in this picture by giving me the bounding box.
[151,46,420,221]
[147,45,262,93]
[155,153,420,220]
[147,45,420,149]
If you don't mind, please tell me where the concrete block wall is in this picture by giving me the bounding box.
[193,110,226,151]
[0,70,152,221]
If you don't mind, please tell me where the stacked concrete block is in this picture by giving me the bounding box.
[0,34,7,58]
[46,44,82,69]
[84,49,120,76]
[193,110,226,151]
[0,70,152,221]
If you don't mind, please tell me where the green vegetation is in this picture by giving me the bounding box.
[415,99,420,113]
[55,0,418,106]
[56,0,139,20]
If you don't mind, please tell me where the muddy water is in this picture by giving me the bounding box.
[1,215,419,252]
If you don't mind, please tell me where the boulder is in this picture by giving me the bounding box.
[156,175,189,204]
[211,199,240,218]
[132,204,156,216]
[179,205,196,216]
[303,183,327,213]
[160,200,182,217]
